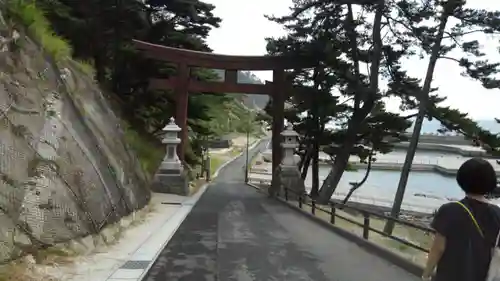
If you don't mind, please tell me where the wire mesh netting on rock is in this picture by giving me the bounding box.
[0,35,151,264]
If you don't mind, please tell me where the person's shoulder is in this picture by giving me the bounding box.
[490,203,500,209]
[431,202,463,234]
[432,202,463,220]
[487,204,500,227]
[489,203,500,215]
[437,201,463,212]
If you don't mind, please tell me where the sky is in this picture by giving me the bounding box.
[204,0,500,120]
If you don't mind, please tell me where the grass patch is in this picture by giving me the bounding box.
[189,178,207,196]
[35,246,77,265]
[210,156,225,176]
[0,262,42,281]
[6,0,72,61]
[0,245,75,281]
[73,60,95,76]
[229,147,242,157]
[123,125,164,177]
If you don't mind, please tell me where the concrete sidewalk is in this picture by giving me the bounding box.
[49,191,206,281]
[105,190,206,281]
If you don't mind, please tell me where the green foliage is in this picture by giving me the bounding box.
[380,0,500,151]
[268,0,500,201]
[203,100,262,137]
[265,3,413,163]
[209,156,225,176]
[123,125,164,177]
[5,0,71,61]
[13,0,261,168]
[73,60,95,76]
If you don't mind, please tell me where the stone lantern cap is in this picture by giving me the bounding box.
[281,124,298,138]
[162,117,181,133]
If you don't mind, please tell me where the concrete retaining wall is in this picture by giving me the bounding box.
[402,133,471,145]
[393,142,487,157]
[350,162,500,177]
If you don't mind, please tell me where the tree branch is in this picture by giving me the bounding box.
[361,3,384,114]
[443,31,461,47]
[439,56,461,63]
[443,29,494,39]
[342,150,373,204]
[346,4,362,110]
[402,113,419,119]
[291,0,382,18]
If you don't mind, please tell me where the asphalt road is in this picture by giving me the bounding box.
[142,139,420,281]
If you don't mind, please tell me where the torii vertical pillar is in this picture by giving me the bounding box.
[175,63,190,161]
[270,68,285,196]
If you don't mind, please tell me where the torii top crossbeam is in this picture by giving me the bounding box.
[132,40,316,70]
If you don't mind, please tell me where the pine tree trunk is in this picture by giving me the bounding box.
[310,84,321,199]
[301,149,312,180]
[317,2,384,204]
[311,133,320,198]
[342,152,373,204]
[384,9,451,235]
[317,122,358,203]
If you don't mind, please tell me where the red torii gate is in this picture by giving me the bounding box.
[132,39,316,190]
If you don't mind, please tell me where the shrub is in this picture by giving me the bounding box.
[73,60,95,76]
[5,0,71,61]
[123,125,164,177]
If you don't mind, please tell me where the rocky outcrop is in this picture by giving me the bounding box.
[0,23,150,262]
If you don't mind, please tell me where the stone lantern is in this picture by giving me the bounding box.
[159,117,183,173]
[152,117,188,196]
[281,124,299,167]
[276,123,305,200]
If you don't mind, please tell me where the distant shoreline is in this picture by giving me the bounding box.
[253,159,496,177]
[259,151,500,177]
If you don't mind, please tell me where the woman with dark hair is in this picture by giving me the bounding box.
[422,158,500,281]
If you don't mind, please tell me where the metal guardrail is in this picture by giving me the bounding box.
[280,187,435,253]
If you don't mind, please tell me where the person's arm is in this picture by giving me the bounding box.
[423,204,453,280]
[422,233,446,280]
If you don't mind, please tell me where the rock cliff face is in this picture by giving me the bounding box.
[0,29,151,262]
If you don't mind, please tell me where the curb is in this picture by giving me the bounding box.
[106,182,209,281]
[135,183,209,281]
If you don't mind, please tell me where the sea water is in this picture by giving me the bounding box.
[308,167,463,202]
[256,147,500,212]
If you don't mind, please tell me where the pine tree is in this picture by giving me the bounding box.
[269,0,500,206]
[384,0,500,234]
[266,1,415,201]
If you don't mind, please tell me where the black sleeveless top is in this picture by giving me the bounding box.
[431,198,500,281]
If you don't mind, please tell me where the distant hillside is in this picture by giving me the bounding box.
[212,69,269,110]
